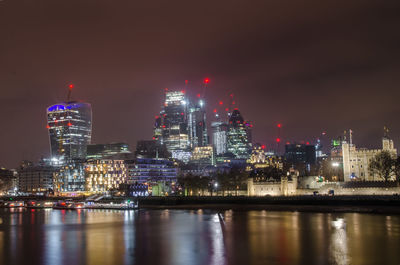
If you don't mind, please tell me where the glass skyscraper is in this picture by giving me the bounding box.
[160,90,190,153]
[188,99,208,148]
[153,89,211,162]
[226,108,252,159]
[46,101,92,161]
[211,121,228,155]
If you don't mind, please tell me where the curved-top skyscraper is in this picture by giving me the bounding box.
[227,108,252,159]
[46,101,92,161]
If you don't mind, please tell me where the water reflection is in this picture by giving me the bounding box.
[0,209,399,265]
[330,218,349,265]
[211,214,225,265]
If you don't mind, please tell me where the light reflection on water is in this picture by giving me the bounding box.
[330,218,349,265]
[0,208,399,265]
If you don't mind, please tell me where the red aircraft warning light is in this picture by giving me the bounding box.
[69,84,74,89]
[204,78,210,84]
[276,138,281,143]
[213,109,217,113]
[277,123,282,128]
[261,145,266,149]
[219,101,223,105]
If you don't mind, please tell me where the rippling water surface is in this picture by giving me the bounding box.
[0,208,399,265]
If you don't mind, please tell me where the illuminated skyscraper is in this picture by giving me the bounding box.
[159,90,190,159]
[226,108,252,159]
[46,101,92,161]
[188,98,208,148]
[211,121,228,155]
[153,88,210,162]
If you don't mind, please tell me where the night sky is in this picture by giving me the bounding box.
[1,0,400,168]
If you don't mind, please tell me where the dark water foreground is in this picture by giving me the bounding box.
[0,208,399,265]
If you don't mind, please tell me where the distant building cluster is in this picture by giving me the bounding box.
[0,84,398,197]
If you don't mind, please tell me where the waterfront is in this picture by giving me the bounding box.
[0,209,399,265]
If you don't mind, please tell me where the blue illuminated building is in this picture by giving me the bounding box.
[47,101,92,161]
[127,158,178,184]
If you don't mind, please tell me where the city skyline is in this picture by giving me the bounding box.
[0,81,398,168]
[2,2,400,265]
[1,1,400,167]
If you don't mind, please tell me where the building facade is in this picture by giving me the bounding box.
[127,158,178,184]
[247,144,283,170]
[47,102,92,161]
[160,90,190,153]
[342,137,397,181]
[53,159,86,193]
[85,159,127,193]
[188,99,208,148]
[18,165,56,194]
[135,140,169,159]
[189,145,215,168]
[211,121,228,155]
[87,143,131,160]
[0,168,18,194]
[226,109,252,159]
[247,174,298,196]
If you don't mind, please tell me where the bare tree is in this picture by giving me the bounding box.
[369,151,395,182]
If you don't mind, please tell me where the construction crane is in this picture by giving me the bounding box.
[67,84,74,102]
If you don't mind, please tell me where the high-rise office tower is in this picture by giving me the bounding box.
[211,121,228,155]
[160,90,190,153]
[226,108,252,159]
[47,102,92,161]
[188,98,208,148]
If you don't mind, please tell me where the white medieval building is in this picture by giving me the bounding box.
[247,174,298,196]
[342,133,397,182]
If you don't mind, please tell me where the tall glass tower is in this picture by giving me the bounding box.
[161,90,190,153]
[188,98,208,148]
[211,121,228,155]
[46,101,92,161]
[227,108,252,159]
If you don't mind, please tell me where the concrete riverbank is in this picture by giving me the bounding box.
[137,195,400,214]
[2,195,400,214]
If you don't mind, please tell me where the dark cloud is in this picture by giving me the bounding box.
[1,0,400,167]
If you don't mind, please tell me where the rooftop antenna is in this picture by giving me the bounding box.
[202,78,210,98]
[229,93,236,115]
[67,84,74,102]
[276,123,282,155]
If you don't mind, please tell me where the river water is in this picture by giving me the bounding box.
[0,208,399,265]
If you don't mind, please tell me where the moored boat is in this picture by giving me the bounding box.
[26,200,53,208]
[53,201,85,210]
[3,201,24,208]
